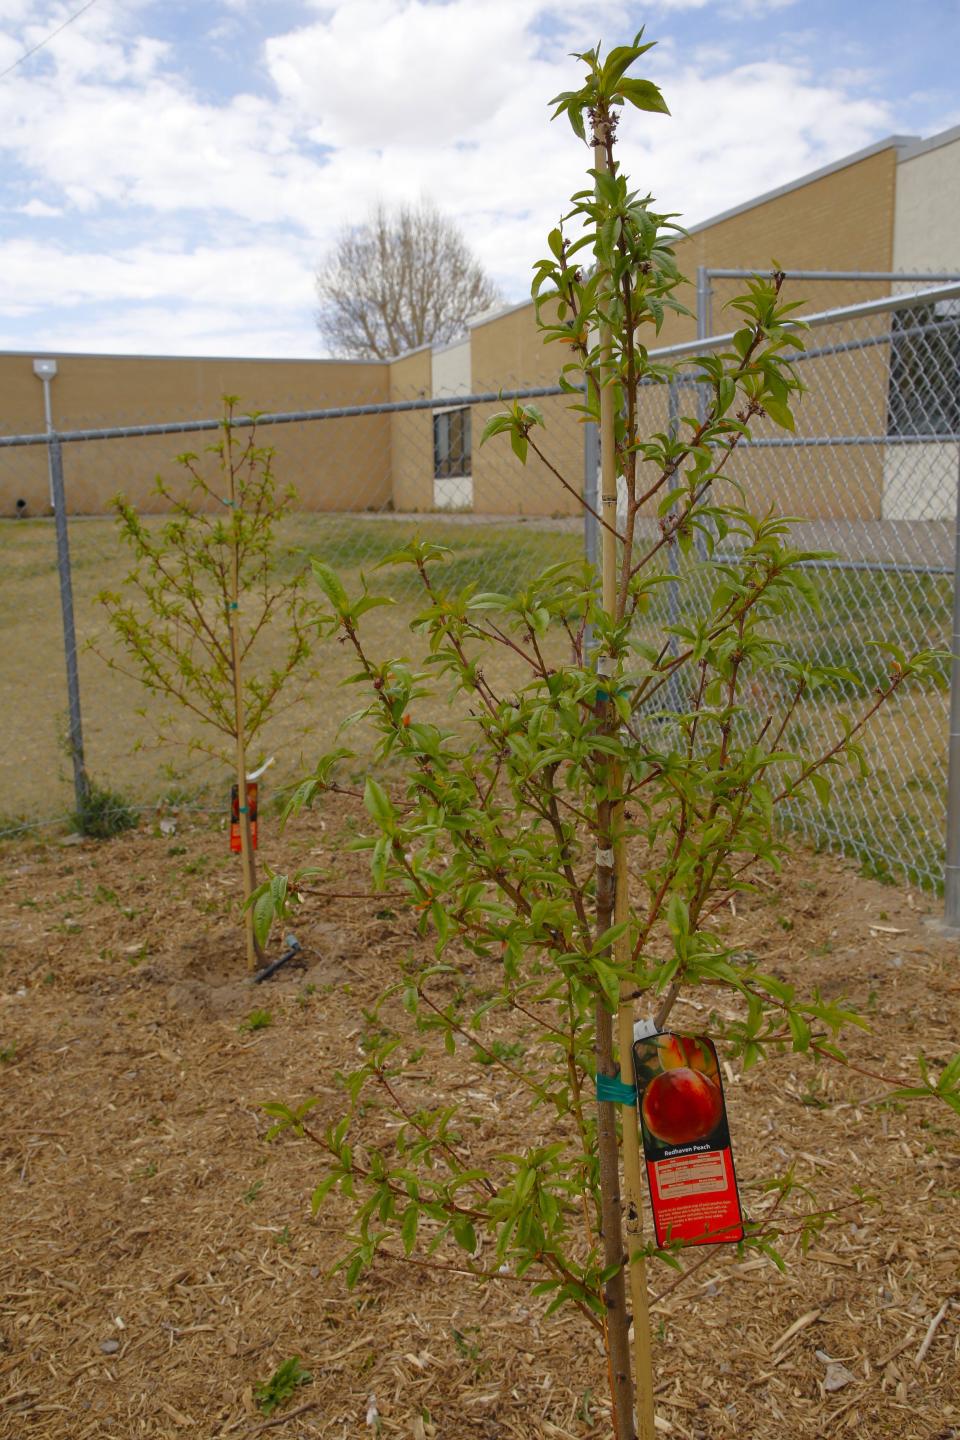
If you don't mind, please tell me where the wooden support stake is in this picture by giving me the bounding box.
[615,792,656,1440]
[225,421,259,973]
[595,131,657,1440]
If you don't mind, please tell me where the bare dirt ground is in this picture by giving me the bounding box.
[1,799,958,1440]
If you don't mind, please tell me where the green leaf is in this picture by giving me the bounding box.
[310,1173,339,1214]
[592,958,622,1013]
[310,560,350,614]
[810,772,831,808]
[371,835,390,890]
[602,41,655,90]
[666,894,689,940]
[592,920,631,955]
[401,1204,420,1255]
[479,413,514,446]
[763,399,795,432]
[253,889,275,949]
[452,1217,477,1253]
[617,78,669,114]
[787,1011,811,1053]
[353,592,394,617]
[363,776,394,827]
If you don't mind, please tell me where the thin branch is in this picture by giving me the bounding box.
[526,434,626,544]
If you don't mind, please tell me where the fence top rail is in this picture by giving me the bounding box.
[705,268,960,283]
[0,383,569,449]
[649,280,960,362]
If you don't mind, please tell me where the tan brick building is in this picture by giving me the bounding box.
[1,125,958,518]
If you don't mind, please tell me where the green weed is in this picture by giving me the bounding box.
[72,783,139,840]
[254,1356,312,1416]
[240,1009,273,1033]
[472,1038,527,1067]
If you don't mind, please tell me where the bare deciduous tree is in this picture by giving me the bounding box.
[315,200,502,359]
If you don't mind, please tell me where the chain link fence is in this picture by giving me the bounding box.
[619,281,960,892]
[1,280,958,899]
[0,380,584,834]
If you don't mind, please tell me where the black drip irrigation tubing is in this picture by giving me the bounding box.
[252,934,302,984]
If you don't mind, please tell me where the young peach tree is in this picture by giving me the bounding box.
[261,38,959,1438]
[98,401,314,968]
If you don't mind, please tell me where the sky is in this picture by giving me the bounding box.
[0,0,958,359]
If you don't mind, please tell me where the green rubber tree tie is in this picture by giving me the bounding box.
[595,1072,638,1104]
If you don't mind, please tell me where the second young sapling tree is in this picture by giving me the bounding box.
[98,401,315,969]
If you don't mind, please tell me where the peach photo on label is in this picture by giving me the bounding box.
[641,1067,724,1146]
[656,1033,718,1079]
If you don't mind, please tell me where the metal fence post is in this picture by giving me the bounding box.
[666,380,682,713]
[33,357,89,815]
[584,419,599,655]
[942,450,960,927]
[49,432,89,815]
[695,266,712,342]
[694,267,712,560]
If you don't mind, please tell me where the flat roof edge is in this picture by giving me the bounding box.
[430,334,471,356]
[386,340,434,362]
[683,134,919,237]
[467,295,536,330]
[898,122,960,162]
[0,348,388,366]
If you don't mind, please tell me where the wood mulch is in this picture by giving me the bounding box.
[0,798,958,1438]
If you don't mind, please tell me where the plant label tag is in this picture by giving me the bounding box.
[230,781,259,853]
[632,1031,743,1248]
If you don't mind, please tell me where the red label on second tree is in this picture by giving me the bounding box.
[230,781,259,853]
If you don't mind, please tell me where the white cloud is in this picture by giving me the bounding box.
[0,302,319,358]
[0,0,34,27]
[0,237,316,308]
[0,0,907,358]
[16,198,62,216]
[644,0,799,10]
[268,0,545,147]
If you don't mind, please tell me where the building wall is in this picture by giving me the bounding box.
[883,129,960,518]
[459,144,903,522]
[892,128,960,274]
[431,337,473,509]
[0,352,390,516]
[388,346,433,513]
[468,299,584,517]
[672,145,899,522]
[670,145,900,339]
[883,442,959,521]
[431,337,471,399]
[883,129,960,519]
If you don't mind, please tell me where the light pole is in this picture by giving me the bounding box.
[33,357,57,511]
[32,357,89,817]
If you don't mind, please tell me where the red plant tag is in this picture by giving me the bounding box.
[230,781,259,853]
[632,1031,743,1249]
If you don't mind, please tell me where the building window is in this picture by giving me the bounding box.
[887,300,960,437]
[433,407,472,478]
